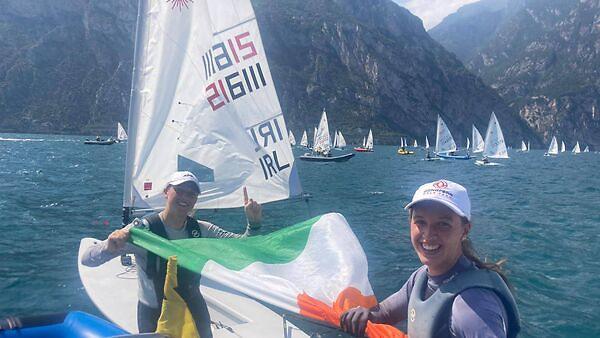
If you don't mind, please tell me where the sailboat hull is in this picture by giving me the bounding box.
[475,160,501,166]
[84,140,116,145]
[299,153,355,162]
[436,153,473,160]
[353,147,372,152]
[78,238,307,337]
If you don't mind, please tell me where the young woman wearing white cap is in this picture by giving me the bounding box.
[340,179,520,338]
[81,171,262,337]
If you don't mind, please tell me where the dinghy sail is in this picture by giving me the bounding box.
[482,112,509,159]
[289,130,296,146]
[472,125,485,153]
[300,130,308,148]
[546,136,559,156]
[520,140,527,152]
[336,131,347,149]
[117,122,128,142]
[572,141,581,154]
[123,0,302,212]
[435,115,457,155]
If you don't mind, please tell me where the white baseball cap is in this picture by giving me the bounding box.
[166,171,201,193]
[404,180,471,220]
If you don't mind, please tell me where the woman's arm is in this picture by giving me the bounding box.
[80,223,135,266]
[450,288,509,338]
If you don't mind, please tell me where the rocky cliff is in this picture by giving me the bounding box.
[0,0,536,146]
[431,0,600,149]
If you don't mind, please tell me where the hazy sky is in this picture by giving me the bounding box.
[394,0,480,30]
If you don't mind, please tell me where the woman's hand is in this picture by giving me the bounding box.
[340,306,372,337]
[106,228,130,253]
[243,187,262,226]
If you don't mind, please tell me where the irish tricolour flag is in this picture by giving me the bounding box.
[130,213,405,337]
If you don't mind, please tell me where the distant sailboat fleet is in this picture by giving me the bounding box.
[286,111,594,163]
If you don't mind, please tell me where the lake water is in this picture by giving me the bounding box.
[1,133,599,337]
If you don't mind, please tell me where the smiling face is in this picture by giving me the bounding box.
[164,181,199,216]
[410,201,471,276]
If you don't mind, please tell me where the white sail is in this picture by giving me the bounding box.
[313,110,331,154]
[466,137,470,150]
[482,112,509,159]
[288,130,296,146]
[520,140,527,152]
[584,145,590,152]
[124,0,301,210]
[527,141,530,151]
[561,141,566,152]
[425,136,430,149]
[333,130,339,148]
[117,122,128,141]
[547,136,559,155]
[472,125,485,153]
[435,115,457,154]
[300,130,308,147]
[362,136,366,147]
[413,139,418,147]
[572,141,581,154]
[365,129,374,150]
[337,131,347,148]
[313,127,317,148]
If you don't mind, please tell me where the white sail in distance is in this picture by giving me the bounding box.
[337,131,347,148]
[333,130,339,148]
[482,112,508,159]
[472,125,485,153]
[561,141,566,152]
[572,141,581,153]
[425,136,430,149]
[313,110,331,154]
[117,122,128,141]
[584,145,590,152]
[365,129,374,150]
[124,0,301,210]
[435,115,457,154]
[547,136,559,155]
[520,140,527,152]
[300,130,308,147]
[289,130,296,146]
[466,137,470,150]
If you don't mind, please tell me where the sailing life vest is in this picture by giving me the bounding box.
[141,213,203,308]
[407,267,521,338]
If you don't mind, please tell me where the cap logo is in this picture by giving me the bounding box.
[433,180,448,189]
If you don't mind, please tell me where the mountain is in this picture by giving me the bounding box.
[431,0,600,149]
[0,0,136,135]
[428,0,509,62]
[0,0,536,145]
